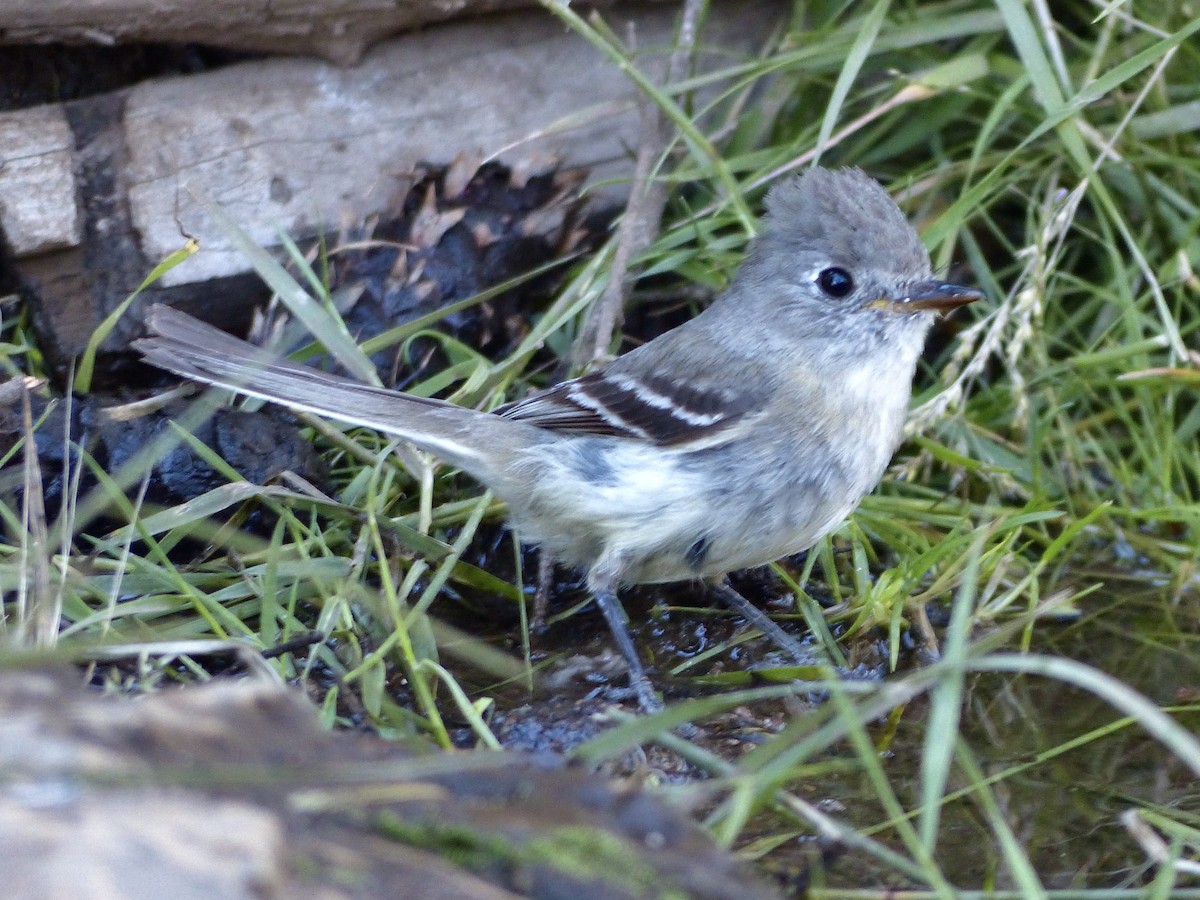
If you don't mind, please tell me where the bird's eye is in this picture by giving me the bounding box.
[817,267,855,298]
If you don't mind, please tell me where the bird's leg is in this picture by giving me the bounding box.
[530,550,555,633]
[708,578,809,664]
[592,587,662,712]
[588,558,662,712]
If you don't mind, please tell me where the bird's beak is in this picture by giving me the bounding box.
[870,280,984,315]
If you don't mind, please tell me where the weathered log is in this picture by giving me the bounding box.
[0,670,782,899]
[0,104,79,257]
[0,2,782,377]
[0,0,668,65]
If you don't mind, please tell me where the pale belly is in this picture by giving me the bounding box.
[504,427,896,586]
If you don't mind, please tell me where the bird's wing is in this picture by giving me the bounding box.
[495,368,764,447]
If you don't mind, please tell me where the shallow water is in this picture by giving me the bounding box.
[772,584,1200,890]
[446,554,1200,890]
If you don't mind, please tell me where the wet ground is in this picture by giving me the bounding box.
[743,583,1200,889]
[403,539,1200,890]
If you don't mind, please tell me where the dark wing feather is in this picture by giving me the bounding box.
[495,369,762,447]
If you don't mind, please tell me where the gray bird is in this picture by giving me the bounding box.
[136,166,981,711]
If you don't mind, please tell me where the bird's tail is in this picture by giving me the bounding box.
[134,304,527,478]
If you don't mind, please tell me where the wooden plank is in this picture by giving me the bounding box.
[0,0,673,65]
[121,7,702,287]
[4,2,782,371]
[0,104,80,256]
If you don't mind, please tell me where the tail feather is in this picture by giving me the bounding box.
[135,305,518,475]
